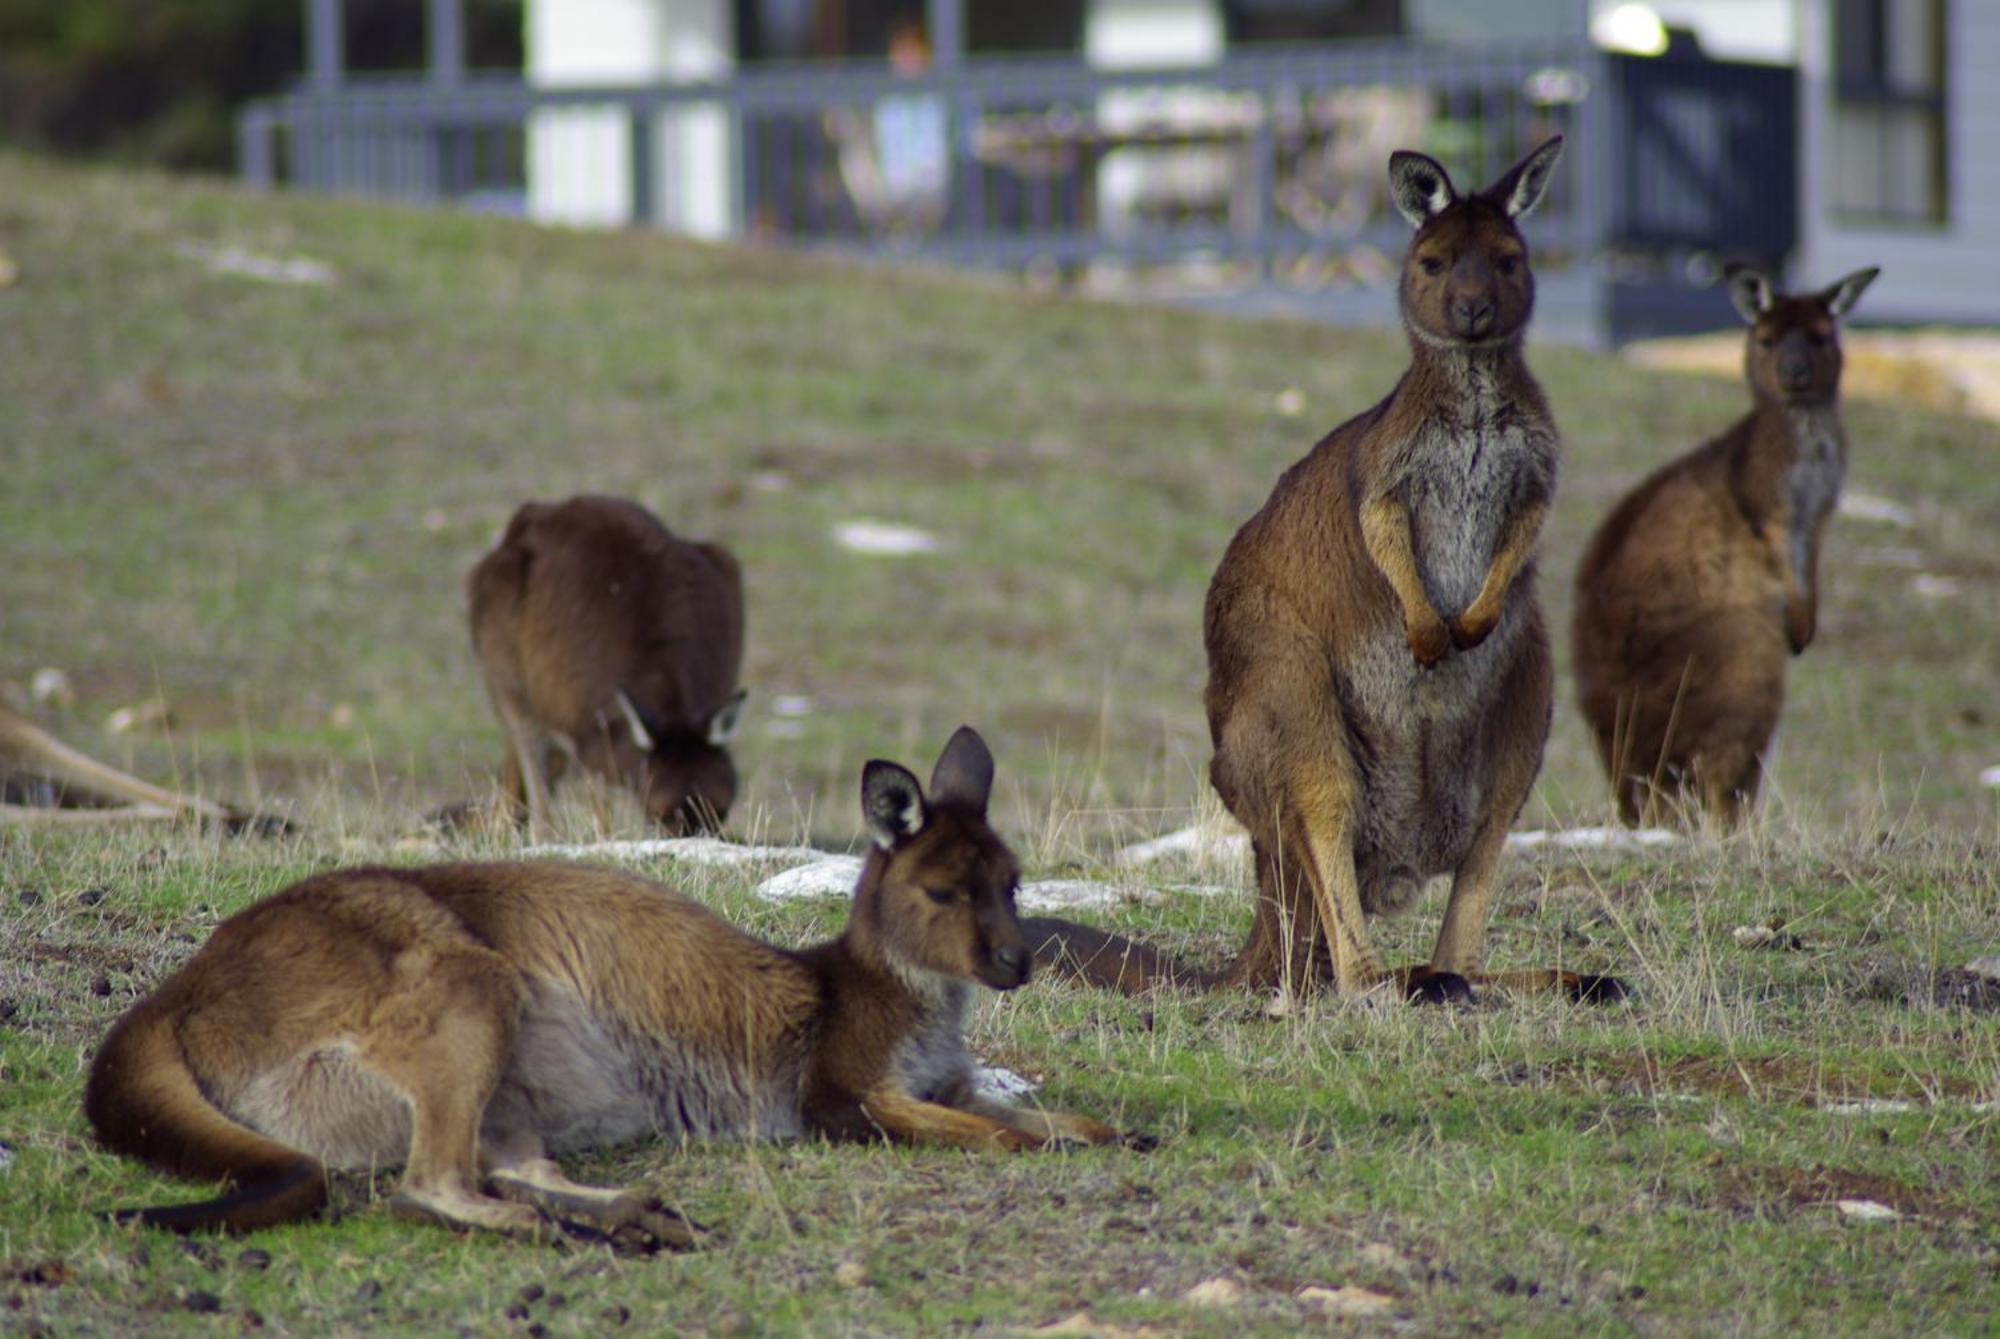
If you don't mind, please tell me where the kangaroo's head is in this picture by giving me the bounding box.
[1726,265,1879,407]
[1388,135,1564,348]
[853,726,1029,992]
[585,688,746,835]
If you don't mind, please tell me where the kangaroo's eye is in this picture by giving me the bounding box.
[1419,257,1444,276]
[1758,336,1777,348]
[925,887,957,906]
[1496,256,1519,276]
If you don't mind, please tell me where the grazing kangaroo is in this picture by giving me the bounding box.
[1029,137,1623,1004]
[1572,264,1879,827]
[86,728,1146,1243]
[468,495,747,839]
[0,703,282,833]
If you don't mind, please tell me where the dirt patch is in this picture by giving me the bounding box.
[1710,1163,1950,1220]
[1498,1052,1983,1106]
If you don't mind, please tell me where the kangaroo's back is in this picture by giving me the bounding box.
[467,494,748,835]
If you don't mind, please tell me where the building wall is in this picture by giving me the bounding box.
[1798,0,2000,322]
[526,0,736,237]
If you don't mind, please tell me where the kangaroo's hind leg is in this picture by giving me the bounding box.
[359,947,548,1237]
[481,1128,703,1252]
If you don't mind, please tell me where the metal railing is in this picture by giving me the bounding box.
[237,37,1795,342]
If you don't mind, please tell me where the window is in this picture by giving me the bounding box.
[1831,0,1948,223]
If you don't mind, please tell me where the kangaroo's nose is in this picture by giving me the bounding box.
[991,944,1029,982]
[1454,299,1495,336]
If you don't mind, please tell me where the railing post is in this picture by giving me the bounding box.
[238,106,272,187]
[630,99,658,227]
[427,0,465,84]
[305,0,344,91]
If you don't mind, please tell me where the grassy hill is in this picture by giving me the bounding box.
[1,152,1994,837]
[0,154,1995,1335]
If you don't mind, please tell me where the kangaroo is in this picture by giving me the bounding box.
[1572,265,1879,827]
[0,703,284,833]
[86,727,1146,1242]
[1029,137,1624,1005]
[467,495,747,840]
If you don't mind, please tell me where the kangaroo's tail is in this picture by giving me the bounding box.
[85,1004,326,1234]
[1022,916,1214,994]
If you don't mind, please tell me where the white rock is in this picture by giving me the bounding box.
[1961,955,2000,980]
[1838,492,1916,527]
[1913,573,1961,599]
[520,837,820,866]
[757,857,866,901]
[1978,766,2000,789]
[1836,1199,1901,1221]
[1507,826,1681,850]
[832,521,940,556]
[176,240,336,286]
[771,694,815,717]
[1115,823,1249,866]
[28,667,72,706]
[1824,1099,1918,1115]
[972,1065,1039,1102]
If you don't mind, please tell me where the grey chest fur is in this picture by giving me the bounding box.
[889,976,976,1102]
[1404,417,1550,618]
[1785,414,1846,581]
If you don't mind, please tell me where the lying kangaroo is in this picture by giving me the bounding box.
[86,727,1145,1242]
[1572,264,1879,827]
[468,495,747,839]
[1030,137,1623,1004]
[0,703,282,833]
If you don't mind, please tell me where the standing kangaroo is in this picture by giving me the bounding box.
[1030,137,1623,1004]
[1572,265,1879,827]
[468,495,747,839]
[86,727,1146,1242]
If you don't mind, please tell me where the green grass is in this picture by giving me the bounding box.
[1,153,1996,1335]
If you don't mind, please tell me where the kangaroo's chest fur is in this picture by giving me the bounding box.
[1781,407,1845,583]
[1399,359,1553,618]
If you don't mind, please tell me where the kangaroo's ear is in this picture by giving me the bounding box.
[928,725,995,813]
[861,760,927,849]
[1486,134,1564,219]
[1388,150,1457,228]
[1819,266,1880,318]
[1725,264,1774,324]
[705,688,747,746]
[611,689,658,752]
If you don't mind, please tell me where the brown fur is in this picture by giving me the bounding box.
[85,728,1146,1242]
[467,495,747,839]
[0,703,284,834]
[1572,265,1879,827]
[1029,137,1624,1006]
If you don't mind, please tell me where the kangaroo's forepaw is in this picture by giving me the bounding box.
[1405,970,1475,1006]
[1568,973,1632,1006]
[1407,615,1451,666]
[1120,1130,1161,1153]
[1449,609,1497,651]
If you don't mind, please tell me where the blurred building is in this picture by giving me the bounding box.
[244,0,1992,340]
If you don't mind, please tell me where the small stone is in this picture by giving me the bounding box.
[28,668,71,706]
[1837,1198,1900,1221]
[91,977,114,998]
[1297,1285,1396,1317]
[1182,1276,1243,1307]
[599,1305,631,1326]
[517,1284,545,1305]
[16,890,40,908]
[0,1001,19,1024]
[236,1250,271,1271]
[184,1290,222,1314]
[78,889,107,907]
[353,1280,382,1303]
[833,1260,868,1289]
